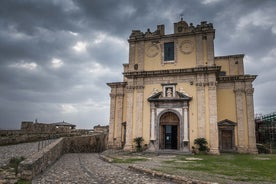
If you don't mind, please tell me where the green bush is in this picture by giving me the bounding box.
[9,156,25,174]
[133,137,144,152]
[194,138,209,153]
[256,143,270,154]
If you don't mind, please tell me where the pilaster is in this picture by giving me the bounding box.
[108,93,116,148]
[234,82,246,152]
[208,75,219,154]
[135,87,144,137]
[196,35,204,66]
[206,33,215,66]
[245,83,258,154]
[196,74,206,138]
[137,41,144,71]
[128,42,135,72]
[124,87,134,150]
[115,94,124,147]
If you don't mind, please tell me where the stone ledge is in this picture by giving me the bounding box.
[18,138,64,180]
[128,165,218,184]
[99,154,114,163]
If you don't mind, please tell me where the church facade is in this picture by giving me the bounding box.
[107,19,257,154]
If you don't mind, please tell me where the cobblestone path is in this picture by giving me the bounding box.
[33,153,177,184]
[0,141,43,167]
[0,140,56,167]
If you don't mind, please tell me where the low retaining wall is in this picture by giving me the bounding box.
[18,138,64,180]
[18,133,108,181]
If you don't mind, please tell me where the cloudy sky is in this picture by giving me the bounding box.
[0,0,275,130]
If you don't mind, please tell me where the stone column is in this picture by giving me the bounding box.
[234,82,246,152]
[245,83,258,153]
[148,103,157,151]
[183,106,189,142]
[150,104,156,141]
[124,88,134,150]
[108,93,116,148]
[208,78,219,154]
[183,106,189,151]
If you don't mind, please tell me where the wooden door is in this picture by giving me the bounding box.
[160,112,179,150]
[221,130,233,151]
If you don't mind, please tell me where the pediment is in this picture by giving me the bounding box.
[218,119,237,126]
[148,91,192,102]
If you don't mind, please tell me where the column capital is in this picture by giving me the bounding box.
[234,89,244,95]
[109,93,116,98]
[245,88,254,96]
[183,106,189,110]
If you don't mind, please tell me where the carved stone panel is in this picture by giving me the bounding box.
[146,44,160,58]
[180,40,194,54]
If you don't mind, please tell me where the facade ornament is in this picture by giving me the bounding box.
[179,87,191,97]
[151,88,159,96]
[166,88,173,97]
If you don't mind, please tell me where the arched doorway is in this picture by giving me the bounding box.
[159,112,180,149]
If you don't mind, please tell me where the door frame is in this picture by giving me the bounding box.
[159,112,180,150]
[218,119,237,152]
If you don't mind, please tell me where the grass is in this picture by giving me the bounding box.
[112,157,148,163]
[159,153,276,183]
[9,156,25,174]
[17,179,31,184]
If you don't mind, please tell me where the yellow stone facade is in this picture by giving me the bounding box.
[107,19,257,154]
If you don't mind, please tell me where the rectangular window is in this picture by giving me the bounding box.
[164,42,174,61]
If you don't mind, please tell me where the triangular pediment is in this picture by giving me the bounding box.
[148,91,192,102]
[218,119,237,126]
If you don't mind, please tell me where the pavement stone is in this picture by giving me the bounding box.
[32,153,177,184]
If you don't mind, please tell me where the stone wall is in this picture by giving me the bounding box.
[21,121,73,133]
[18,133,108,181]
[0,129,93,146]
[63,133,108,153]
[18,138,65,180]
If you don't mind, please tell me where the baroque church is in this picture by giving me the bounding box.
[107,19,257,154]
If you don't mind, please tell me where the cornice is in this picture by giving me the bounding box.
[106,82,127,88]
[123,66,221,78]
[218,75,257,83]
[215,54,244,60]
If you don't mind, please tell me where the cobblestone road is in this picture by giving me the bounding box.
[0,140,56,167]
[1,142,38,167]
[33,153,177,184]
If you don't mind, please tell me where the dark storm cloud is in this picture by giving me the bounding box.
[0,0,80,34]
[0,0,275,129]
